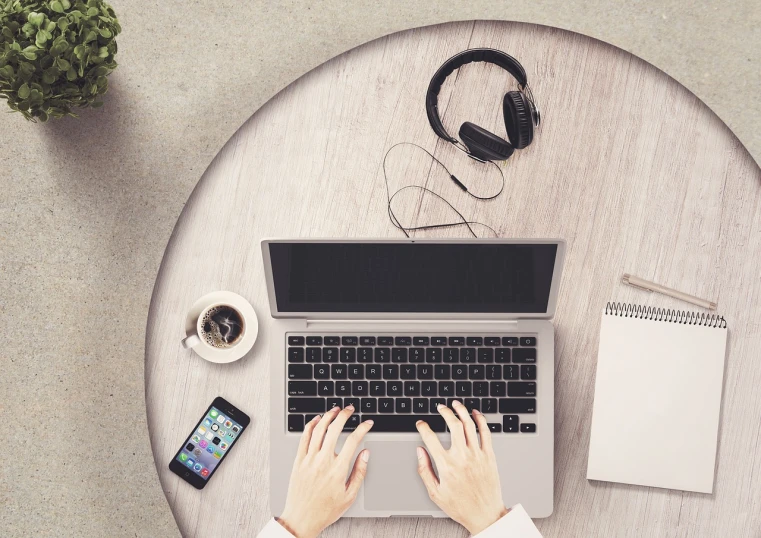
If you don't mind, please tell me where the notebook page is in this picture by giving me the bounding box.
[587,313,728,493]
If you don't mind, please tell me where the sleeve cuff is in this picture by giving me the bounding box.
[256,518,296,538]
[472,504,543,538]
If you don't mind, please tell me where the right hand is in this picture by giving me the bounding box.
[415,401,509,536]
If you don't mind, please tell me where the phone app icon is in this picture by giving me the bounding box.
[193,463,203,472]
[224,420,232,428]
[205,431,214,441]
[210,409,218,418]
[193,448,202,457]
[213,451,222,459]
[228,432,235,440]
[200,468,209,477]
[216,414,225,423]
[199,440,208,448]
[179,453,188,462]
[198,426,207,435]
[220,442,229,450]
[218,430,227,438]
[192,435,201,443]
[212,437,221,445]
[203,418,212,427]
[187,458,195,467]
[206,446,214,453]
[211,424,219,431]
[186,443,195,451]
[232,425,240,434]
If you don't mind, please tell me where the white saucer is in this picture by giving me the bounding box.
[183,291,258,364]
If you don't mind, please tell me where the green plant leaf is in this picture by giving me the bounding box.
[50,1,64,13]
[28,12,45,27]
[57,17,69,31]
[66,66,77,80]
[99,27,111,38]
[86,6,98,15]
[22,51,37,60]
[18,83,30,99]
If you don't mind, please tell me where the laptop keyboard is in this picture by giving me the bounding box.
[286,335,538,434]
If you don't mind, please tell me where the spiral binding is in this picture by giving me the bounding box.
[605,302,727,328]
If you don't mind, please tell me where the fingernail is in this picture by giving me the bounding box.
[417,447,425,459]
[362,450,370,462]
[452,400,461,407]
[472,409,481,415]
[364,419,374,425]
[437,403,444,410]
[415,420,423,426]
[346,404,354,410]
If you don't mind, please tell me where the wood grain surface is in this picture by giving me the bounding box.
[144,20,761,537]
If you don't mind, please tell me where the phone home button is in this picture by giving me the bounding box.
[184,472,190,477]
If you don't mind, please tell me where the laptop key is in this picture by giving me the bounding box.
[508,382,537,397]
[520,337,537,346]
[485,337,501,346]
[305,348,321,363]
[288,364,312,379]
[342,336,358,346]
[502,337,519,346]
[395,398,412,413]
[314,365,330,379]
[288,348,305,362]
[417,365,433,379]
[426,348,442,363]
[395,337,412,346]
[374,348,391,363]
[478,348,494,363]
[327,398,342,409]
[409,348,425,363]
[481,398,497,413]
[449,337,465,346]
[352,381,368,396]
[370,381,385,396]
[381,365,397,379]
[456,382,472,397]
[324,336,340,345]
[503,414,519,432]
[392,348,408,363]
[430,398,445,412]
[499,398,536,413]
[466,337,483,346]
[378,398,394,413]
[521,365,537,380]
[318,381,334,396]
[452,365,467,380]
[288,381,317,396]
[331,365,347,379]
[495,348,511,363]
[343,414,360,431]
[469,365,485,379]
[361,398,377,413]
[404,381,420,396]
[444,348,459,363]
[323,347,338,363]
[340,348,356,363]
[344,397,360,410]
[348,365,364,379]
[432,336,447,346]
[464,398,480,412]
[288,336,305,345]
[490,381,507,397]
[434,365,450,379]
[413,337,429,346]
[438,381,454,397]
[357,348,373,363]
[366,365,381,380]
[486,365,501,379]
[378,336,394,346]
[414,398,428,413]
[363,414,446,432]
[400,365,416,379]
[503,365,519,380]
[461,348,476,363]
[306,336,322,346]
[288,414,304,432]
[512,348,536,363]
[422,381,437,396]
[520,423,536,433]
[336,381,351,396]
[360,336,376,346]
[474,381,488,397]
[488,423,501,433]
[288,398,325,413]
[387,381,403,396]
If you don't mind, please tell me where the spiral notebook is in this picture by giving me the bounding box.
[587,303,728,494]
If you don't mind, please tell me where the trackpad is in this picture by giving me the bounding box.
[363,442,438,512]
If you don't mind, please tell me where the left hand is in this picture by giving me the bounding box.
[277,405,374,538]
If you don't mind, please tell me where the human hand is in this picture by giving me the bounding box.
[416,401,509,535]
[278,406,374,538]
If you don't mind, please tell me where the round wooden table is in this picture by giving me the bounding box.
[145,20,761,537]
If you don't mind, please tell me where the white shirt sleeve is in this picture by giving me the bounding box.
[256,518,296,538]
[472,504,543,538]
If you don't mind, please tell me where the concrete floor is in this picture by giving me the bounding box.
[1,1,759,536]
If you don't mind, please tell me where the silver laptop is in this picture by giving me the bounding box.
[263,239,565,518]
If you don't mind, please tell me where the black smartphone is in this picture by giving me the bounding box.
[168,396,250,489]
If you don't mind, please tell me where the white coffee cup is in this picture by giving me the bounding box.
[182,291,258,364]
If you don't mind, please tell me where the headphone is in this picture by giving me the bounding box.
[426,48,540,162]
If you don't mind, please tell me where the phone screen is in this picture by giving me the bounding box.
[174,404,246,481]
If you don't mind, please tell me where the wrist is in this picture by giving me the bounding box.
[465,505,509,536]
[276,514,318,538]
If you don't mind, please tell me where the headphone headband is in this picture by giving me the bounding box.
[426,48,530,143]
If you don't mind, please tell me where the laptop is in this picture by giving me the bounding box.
[263,238,564,518]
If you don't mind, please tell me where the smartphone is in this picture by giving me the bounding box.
[169,396,250,489]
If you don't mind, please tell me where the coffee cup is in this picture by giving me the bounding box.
[182,291,258,363]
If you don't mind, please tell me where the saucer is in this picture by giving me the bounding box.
[183,291,258,364]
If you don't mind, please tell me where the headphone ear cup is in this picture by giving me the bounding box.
[459,122,514,162]
[503,91,533,149]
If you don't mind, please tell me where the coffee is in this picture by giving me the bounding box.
[200,305,245,348]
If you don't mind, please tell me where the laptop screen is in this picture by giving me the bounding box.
[267,242,559,314]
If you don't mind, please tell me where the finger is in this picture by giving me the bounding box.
[307,406,340,454]
[338,418,374,463]
[416,446,440,501]
[322,405,356,454]
[345,449,370,498]
[472,409,493,452]
[297,414,321,459]
[452,400,478,448]
[437,403,465,448]
[415,419,445,462]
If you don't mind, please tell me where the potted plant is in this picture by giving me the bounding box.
[0,0,120,121]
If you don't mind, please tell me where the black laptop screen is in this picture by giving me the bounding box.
[268,242,558,313]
